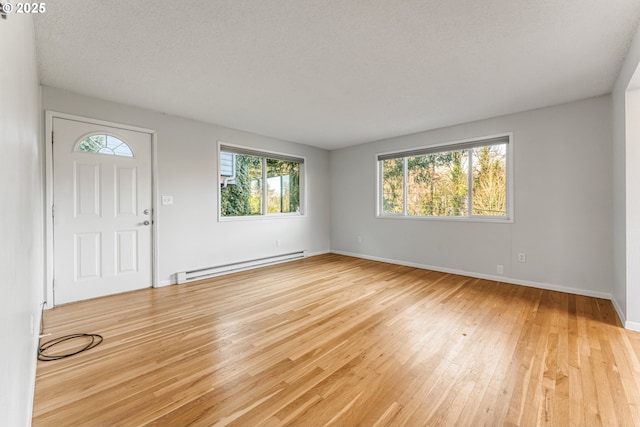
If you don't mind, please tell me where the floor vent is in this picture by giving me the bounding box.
[176,250,306,284]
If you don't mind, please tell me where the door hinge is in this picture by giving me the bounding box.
[51,131,54,144]
[52,205,55,218]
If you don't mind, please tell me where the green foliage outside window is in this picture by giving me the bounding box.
[382,158,404,214]
[220,153,301,217]
[77,134,133,157]
[381,143,507,218]
[267,159,300,214]
[220,154,262,216]
[472,146,507,216]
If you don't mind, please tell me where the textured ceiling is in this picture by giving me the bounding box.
[34,0,640,150]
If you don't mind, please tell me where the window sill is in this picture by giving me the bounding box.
[376,214,513,224]
[219,213,305,222]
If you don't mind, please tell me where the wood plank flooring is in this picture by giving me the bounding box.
[32,254,640,426]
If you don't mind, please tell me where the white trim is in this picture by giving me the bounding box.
[47,111,155,134]
[44,111,54,307]
[156,279,174,287]
[376,159,382,216]
[44,111,159,307]
[402,157,408,216]
[614,299,640,331]
[507,131,514,223]
[625,320,640,332]
[218,212,306,222]
[305,249,331,258]
[330,250,613,300]
[217,141,307,221]
[376,214,514,224]
[611,296,626,327]
[151,132,160,288]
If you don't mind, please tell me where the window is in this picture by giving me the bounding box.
[219,144,303,218]
[378,134,511,220]
[76,134,133,157]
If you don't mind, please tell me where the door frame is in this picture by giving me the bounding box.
[45,111,160,307]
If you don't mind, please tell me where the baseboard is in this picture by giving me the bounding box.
[305,249,331,258]
[625,320,640,332]
[330,250,613,301]
[154,249,331,288]
[27,303,44,425]
[155,279,174,288]
[611,296,626,327]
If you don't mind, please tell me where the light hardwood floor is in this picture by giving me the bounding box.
[33,254,640,426]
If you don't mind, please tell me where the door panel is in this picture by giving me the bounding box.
[75,162,101,217]
[116,166,137,215]
[75,232,101,279]
[53,117,152,304]
[116,230,138,274]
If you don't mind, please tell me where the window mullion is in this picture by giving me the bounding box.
[262,157,267,215]
[467,149,473,218]
[403,157,409,216]
[378,161,383,215]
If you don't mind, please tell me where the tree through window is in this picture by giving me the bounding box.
[219,145,303,218]
[378,135,510,220]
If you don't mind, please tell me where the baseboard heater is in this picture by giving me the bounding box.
[176,250,306,284]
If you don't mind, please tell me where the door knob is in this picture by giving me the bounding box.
[143,220,150,226]
[143,209,151,215]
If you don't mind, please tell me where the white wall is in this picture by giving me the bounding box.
[612,78,628,323]
[0,14,44,426]
[41,86,331,286]
[612,23,640,330]
[625,90,640,328]
[331,96,613,298]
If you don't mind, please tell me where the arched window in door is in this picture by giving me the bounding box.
[75,134,133,157]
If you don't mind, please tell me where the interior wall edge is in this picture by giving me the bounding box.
[611,295,627,328]
[26,304,44,419]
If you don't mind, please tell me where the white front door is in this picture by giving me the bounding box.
[53,117,153,304]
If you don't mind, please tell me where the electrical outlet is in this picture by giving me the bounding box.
[275,239,280,246]
[497,265,504,274]
[357,235,362,243]
[518,253,526,263]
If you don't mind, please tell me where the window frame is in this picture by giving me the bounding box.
[74,132,135,157]
[217,142,306,221]
[376,133,514,223]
